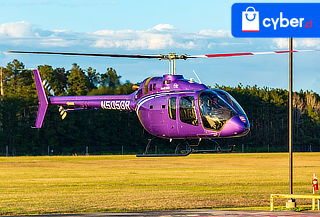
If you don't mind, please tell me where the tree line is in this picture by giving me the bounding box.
[0,59,320,156]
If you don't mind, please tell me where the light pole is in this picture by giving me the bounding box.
[288,37,293,195]
[287,37,296,208]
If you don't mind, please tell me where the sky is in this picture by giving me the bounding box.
[1,0,320,92]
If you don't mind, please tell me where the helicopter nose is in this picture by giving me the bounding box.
[219,115,250,137]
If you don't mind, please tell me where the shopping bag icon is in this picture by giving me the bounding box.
[242,7,259,32]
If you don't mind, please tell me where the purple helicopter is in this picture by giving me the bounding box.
[6,50,315,156]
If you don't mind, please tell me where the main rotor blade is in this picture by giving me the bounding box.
[6,51,163,59]
[188,50,320,58]
[6,49,320,60]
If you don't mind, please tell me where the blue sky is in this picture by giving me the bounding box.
[2,0,320,92]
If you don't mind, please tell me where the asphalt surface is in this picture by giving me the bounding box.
[6,210,320,217]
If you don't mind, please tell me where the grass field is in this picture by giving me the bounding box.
[0,153,319,215]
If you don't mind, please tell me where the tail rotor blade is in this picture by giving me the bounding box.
[42,79,55,96]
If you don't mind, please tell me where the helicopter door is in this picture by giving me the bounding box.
[168,97,178,136]
[178,96,199,135]
[147,100,167,137]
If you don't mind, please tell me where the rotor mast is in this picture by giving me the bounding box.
[160,53,187,75]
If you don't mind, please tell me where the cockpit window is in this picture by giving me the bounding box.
[199,91,236,131]
[179,96,198,126]
[214,90,246,115]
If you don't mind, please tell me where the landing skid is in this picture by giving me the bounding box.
[136,138,235,157]
[136,138,191,157]
[190,139,235,154]
[136,153,190,157]
[191,145,235,154]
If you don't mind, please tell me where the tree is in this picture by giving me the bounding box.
[4,60,36,100]
[67,64,89,96]
[100,67,121,88]
[86,67,100,90]
[2,59,320,155]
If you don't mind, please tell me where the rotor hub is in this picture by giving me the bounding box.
[159,53,187,60]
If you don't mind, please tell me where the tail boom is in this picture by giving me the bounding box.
[49,94,135,111]
[32,69,136,128]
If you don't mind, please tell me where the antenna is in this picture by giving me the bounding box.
[0,67,4,96]
[192,70,202,84]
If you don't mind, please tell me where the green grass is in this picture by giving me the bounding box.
[0,153,319,215]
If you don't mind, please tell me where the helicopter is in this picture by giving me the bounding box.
[5,50,315,156]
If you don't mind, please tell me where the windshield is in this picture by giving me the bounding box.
[213,89,246,115]
[199,91,236,131]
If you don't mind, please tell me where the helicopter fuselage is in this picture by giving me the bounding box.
[37,71,250,140]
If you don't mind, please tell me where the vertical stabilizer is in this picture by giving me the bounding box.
[32,69,48,128]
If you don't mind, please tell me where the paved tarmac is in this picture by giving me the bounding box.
[7,210,320,217]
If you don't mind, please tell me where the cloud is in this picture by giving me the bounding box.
[2,21,320,53]
[0,21,82,48]
[91,28,195,50]
[91,25,189,50]
[198,29,231,38]
[91,26,246,51]
[0,21,34,38]
[273,38,320,50]
[151,24,176,32]
[39,38,76,47]
[0,21,251,51]
[272,38,288,49]
[297,39,320,49]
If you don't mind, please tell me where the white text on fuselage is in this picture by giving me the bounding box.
[101,101,131,110]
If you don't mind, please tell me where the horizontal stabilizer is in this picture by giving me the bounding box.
[59,106,67,120]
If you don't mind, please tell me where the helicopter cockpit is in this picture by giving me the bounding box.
[199,90,247,131]
[213,89,246,116]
